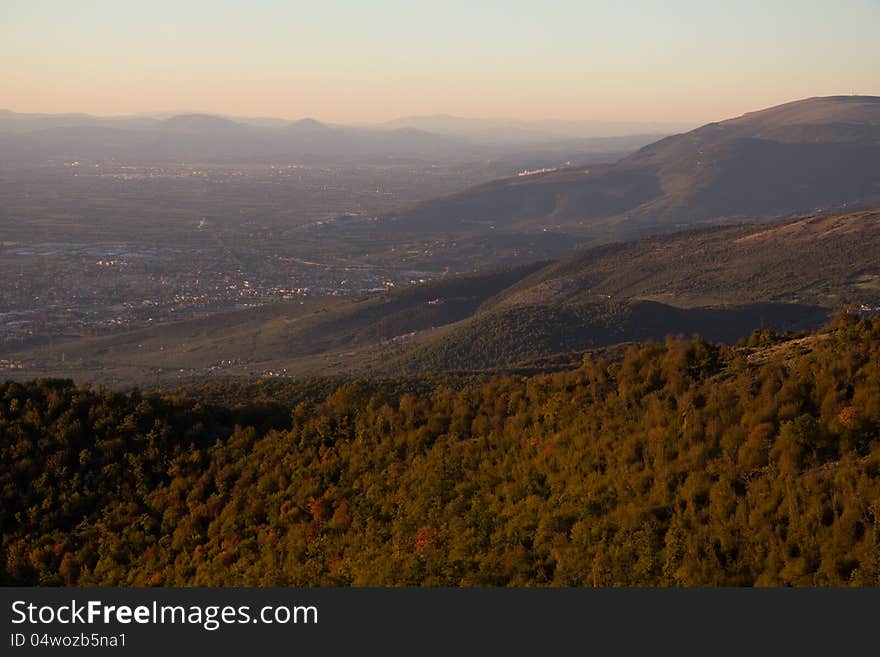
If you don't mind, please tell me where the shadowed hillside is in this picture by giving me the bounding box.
[7,209,880,384]
[388,209,880,371]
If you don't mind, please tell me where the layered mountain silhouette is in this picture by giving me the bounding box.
[383,96,880,242]
[0,113,478,162]
[0,110,665,164]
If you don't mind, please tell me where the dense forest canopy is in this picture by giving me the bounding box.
[2,314,879,586]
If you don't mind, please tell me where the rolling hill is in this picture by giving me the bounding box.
[382,96,880,241]
[9,209,880,385]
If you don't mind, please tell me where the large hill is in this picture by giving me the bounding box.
[382,96,880,242]
[391,209,879,372]
[8,209,880,385]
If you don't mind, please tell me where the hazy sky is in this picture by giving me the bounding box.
[2,0,878,123]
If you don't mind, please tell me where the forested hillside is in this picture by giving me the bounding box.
[2,314,880,586]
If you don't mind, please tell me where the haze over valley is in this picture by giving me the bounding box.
[1,110,669,355]
[2,96,879,385]
[5,0,880,594]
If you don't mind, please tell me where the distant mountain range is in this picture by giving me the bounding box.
[0,109,676,164]
[0,108,693,138]
[383,96,880,243]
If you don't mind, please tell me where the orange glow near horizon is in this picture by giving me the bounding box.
[2,1,878,124]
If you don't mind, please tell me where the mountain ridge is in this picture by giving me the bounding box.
[382,96,880,242]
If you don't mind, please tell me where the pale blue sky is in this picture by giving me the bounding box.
[2,0,878,122]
